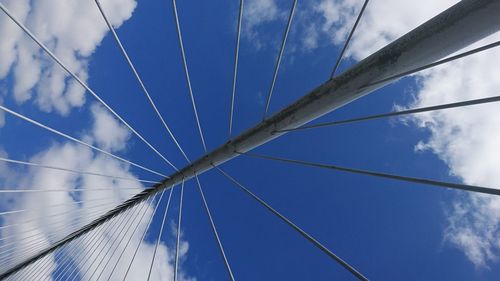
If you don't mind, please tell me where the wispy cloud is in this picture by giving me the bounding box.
[407,37,500,267]
[242,0,285,49]
[90,103,131,152]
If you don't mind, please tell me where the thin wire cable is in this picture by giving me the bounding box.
[0,209,25,216]
[122,190,167,280]
[12,9,500,280]
[0,235,66,269]
[0,219,102,261]
[0,201,121,233]
[0,224,83,255]
[0,185,161,279]
[64,210,128,281]
[0,242,50,277]
[12,252,50,281]
[50,243,79,281]
[263,0,297,119]
[92,198,152,281]
[0,187,139,193]
[0,205,126,263]
[103,193,159,281]
[18,240,58,280]
[277,94,500,133]
[0,208,107,236]
[240,152,500,196]
[88,198,152,281]
[8,1,500,278]
[0,3,179,172]
[34,242,74,281]
[147,186,175,281]
[6,258,33,281]
[93,0,191,163]
[0,219,110,266]
[195,176,236,281]
[215,166,369,281]
[0,241,53,266]
[0,206,122,262]
[26,233,82,281]
[275,40,500,134]
[0,230,100,267]
[2,203,120,247]
[0,104,167,178]
[47,216,109,281]
[19,199,144,280]
[68,204,139,281]
[13,253,49,281]
[0,201,121,250]
[174,180,184,281]
[0,156,160,184]
[23,249,61,280]
[331,0,369,78]
[47,230,90,281]
[228,0,244,138]
[38,249,60,280]
[50,222,107,281]
[0,197,117,218]
[172,0,208,152]
[0,215,88,244]
[0,203,124,256]
[51,222,107,281]
[0,235,53,254]
[8,253,43,281]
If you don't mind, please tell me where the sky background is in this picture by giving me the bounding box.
[1,0,500,280]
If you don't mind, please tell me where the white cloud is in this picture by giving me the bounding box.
[12,40,41,103]
[0,0,137,115]
[0,103,193,280]
[444,195,500,268]
[3,0,497,275]
[0,0,29,79]
[0,146,192,279]
[0,1,195,279]
[0,122,137,275]
[243,0,285,49]
[297,0,458,57]
[295,0,500,268]
[90,103,131,152]
[406,38,500,267]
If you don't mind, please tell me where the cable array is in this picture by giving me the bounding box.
[1,1,499,280]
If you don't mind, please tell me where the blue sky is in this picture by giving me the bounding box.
[1,0,500,280]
